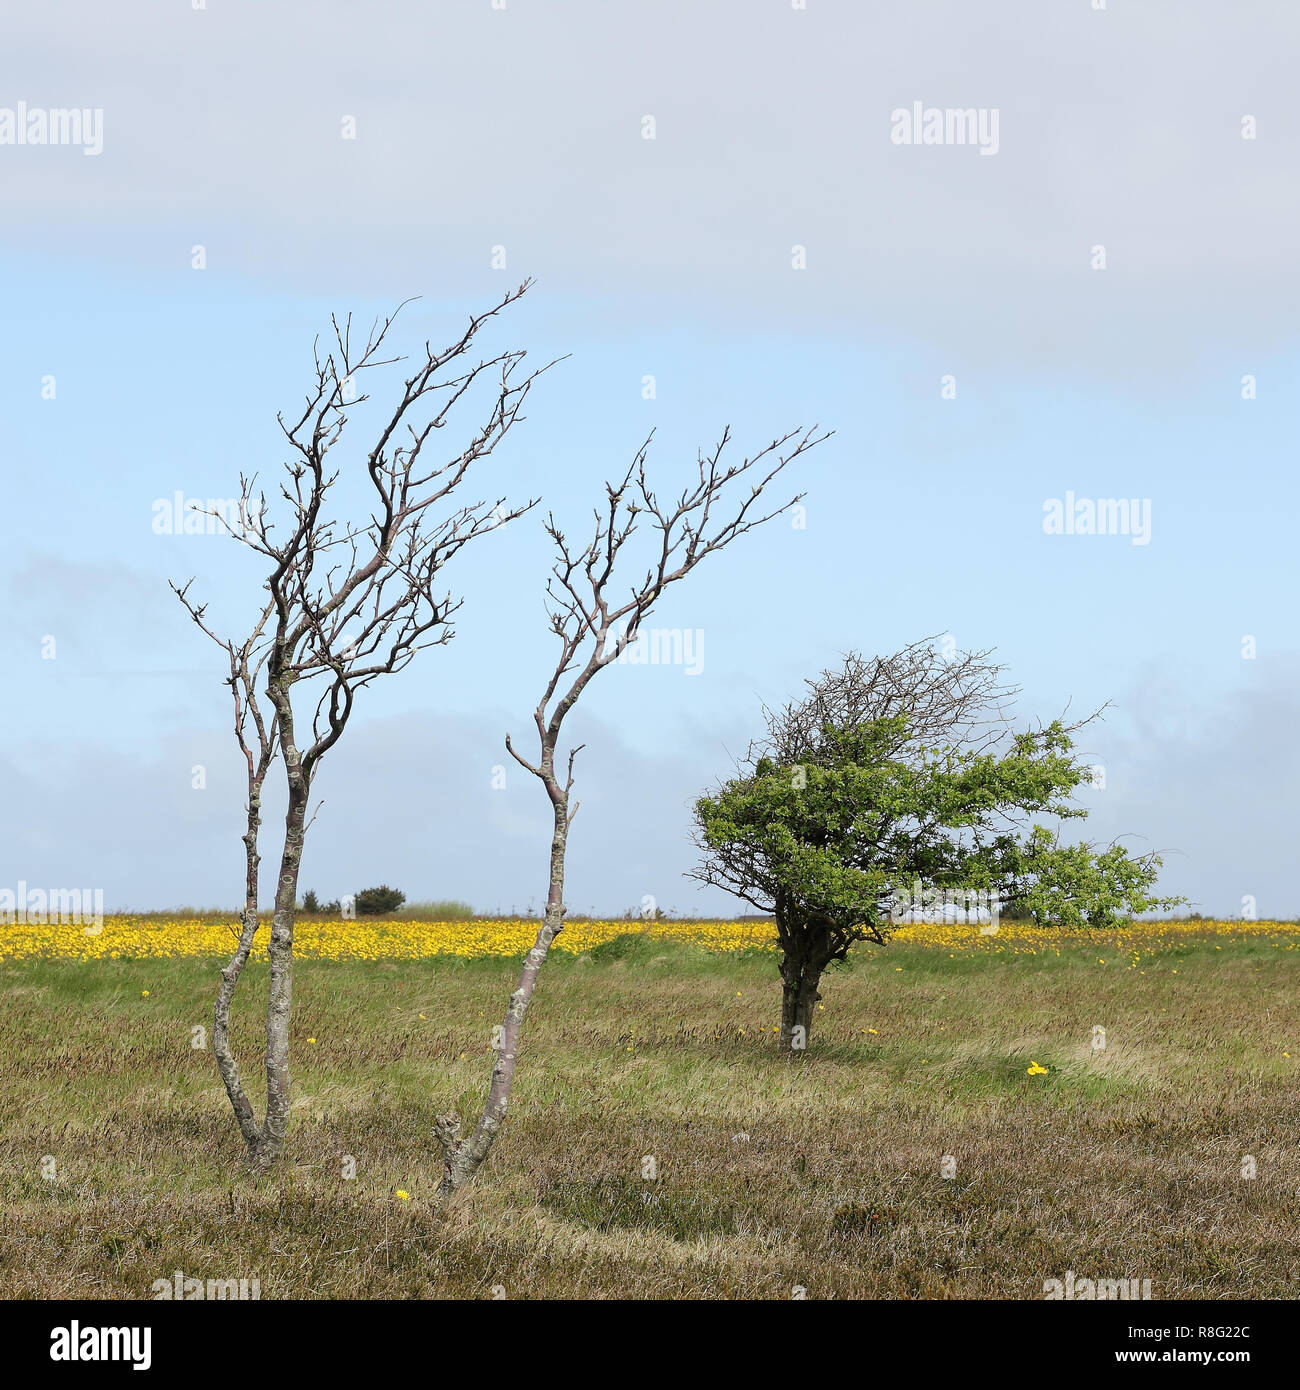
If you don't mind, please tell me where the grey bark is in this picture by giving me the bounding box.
[212,781,265,1151]
[436,796,568,1194]
[253,714,308,1167]
[172,589,279,1159]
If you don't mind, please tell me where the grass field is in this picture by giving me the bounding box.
[3,919,1299,1300]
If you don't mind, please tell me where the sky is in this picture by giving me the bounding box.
[1,0,1296,917]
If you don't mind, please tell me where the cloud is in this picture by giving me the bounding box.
[3,646,1290,919]
[3,2,1290,921]
[1083,653,1300,918]
[0,702,742,916]
[7,1,1299,373]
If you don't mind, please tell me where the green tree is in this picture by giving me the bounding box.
[354,885,406,916]
[692,640,1182,1050]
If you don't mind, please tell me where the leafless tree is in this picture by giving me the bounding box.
[757,637,1017,766]
[433,422,830,1194]
[167,594,279,1146]
[175,282,548,1169]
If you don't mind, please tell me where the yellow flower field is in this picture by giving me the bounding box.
[0,916,775,962]
[1,914,1297,963]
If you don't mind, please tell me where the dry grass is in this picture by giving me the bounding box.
[2,929,1298,1299]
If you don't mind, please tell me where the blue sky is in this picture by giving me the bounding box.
[1,1,1296,916]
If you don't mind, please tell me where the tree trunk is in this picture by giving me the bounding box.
[776,910,829,1052]
[250,784,307,1170]
[779,964,823,1051]
[213,779,265,1150]
[436,791,568,1194]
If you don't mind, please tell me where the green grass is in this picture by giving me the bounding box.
[2,934,1298,1299]
[387,900,477,921]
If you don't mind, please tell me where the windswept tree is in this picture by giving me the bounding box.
[175,282,547,1168]
[692,639,1183,1050]
[433,422,830,1193]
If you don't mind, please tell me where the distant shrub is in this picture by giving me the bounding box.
[355,885,406,916]
[302,890,322,914]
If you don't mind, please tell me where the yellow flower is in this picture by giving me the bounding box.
[868,1028,878,1034]
[141,989,150,997]
[307,1037,316,1044]
[1026,1061,1048,1076]
[5,912,1295,967]
[396,1190,410,1201]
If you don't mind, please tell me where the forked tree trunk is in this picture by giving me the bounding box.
[435,792,568,1194]
[211,771,308,1171]
[215,669,311,1174]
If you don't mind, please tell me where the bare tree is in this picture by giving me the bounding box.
[169,593,278,1148]
[434,422,830,1194]
[758,638,1017,766]
[175,282,548,1168]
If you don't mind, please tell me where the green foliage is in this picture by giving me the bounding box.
[301,889,322,914]
[587,932,663,963]
[397,899,476,921]
[695,700,1182,972]
[354,885,407,916]
[1002,827,1179,929]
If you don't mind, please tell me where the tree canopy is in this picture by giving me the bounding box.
[692,640,1182,1048]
